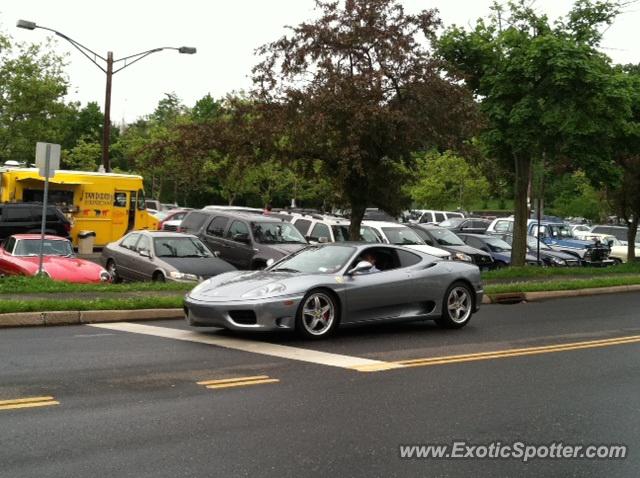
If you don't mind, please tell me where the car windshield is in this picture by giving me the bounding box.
[428,228,465,246]
[381,227,425,245]
[271,245,355,274]
[331,225,381,243]
[252,222,307,244]
[439,218,464,228]
[526,236,551,250]
[546,224,573,238]
[482,237,512,252]
[14,239,73,257]
[154,237,213,258]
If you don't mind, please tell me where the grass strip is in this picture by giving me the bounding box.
[0,296,183,314]
[483,262,640,281]
[485,275,640,295]
[0,276,193,295]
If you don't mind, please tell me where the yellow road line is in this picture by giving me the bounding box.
[205,378,280,390]
[0,396,56,406]
[0,398,59,411]
[394,334,640,368]
[197,375,270,386]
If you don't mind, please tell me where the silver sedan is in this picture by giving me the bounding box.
[184,243,483,339]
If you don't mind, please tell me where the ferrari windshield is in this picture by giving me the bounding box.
[252,222,307,244]
[271,245,355,274]
[154,237,213,258]
[381,227,425,245]
[332,225,381,243]
[14,239,73,256]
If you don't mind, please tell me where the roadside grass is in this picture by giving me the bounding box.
[485,275,640,295]
[0,276,194,294]
[483,262,640,281]
[0,296,183,314]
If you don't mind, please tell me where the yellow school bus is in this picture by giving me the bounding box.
[0,166,158,246]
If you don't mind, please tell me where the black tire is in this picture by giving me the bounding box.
[295,289,340,339]
[152,271,166,282]
[495,261,507,269]
[106,259,122,283]
[611,258,623,265]
[435,281,474,329]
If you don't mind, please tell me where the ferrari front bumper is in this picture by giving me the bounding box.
[183,294,305,331]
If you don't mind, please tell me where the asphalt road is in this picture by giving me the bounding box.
[1,293,639,478]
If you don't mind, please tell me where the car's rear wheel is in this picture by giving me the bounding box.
[296,290,339,339]
[436,281,474,329]
[611,258,623,265]
[106,259,122,283]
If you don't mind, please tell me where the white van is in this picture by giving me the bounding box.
[409,210,465,224]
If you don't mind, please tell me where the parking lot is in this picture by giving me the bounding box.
[2,293,639,478]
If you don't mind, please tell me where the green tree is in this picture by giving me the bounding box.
[409,151,490,211]
[253,0,480,239]
[0,33,70,163]
[437,0,626,265]
[62,137,101,171]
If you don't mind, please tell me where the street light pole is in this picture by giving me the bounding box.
[16,20,196,172]
[103,52,113,172]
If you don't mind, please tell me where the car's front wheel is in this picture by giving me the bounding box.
[296,290,339,339]
[436,281,474,329]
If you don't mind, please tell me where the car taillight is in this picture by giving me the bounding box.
[158,221,165,230]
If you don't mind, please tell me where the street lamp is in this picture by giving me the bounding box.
[17,19,196,172]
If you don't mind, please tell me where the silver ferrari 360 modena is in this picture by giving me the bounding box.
[184,243,484,339]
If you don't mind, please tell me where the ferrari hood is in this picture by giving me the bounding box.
[188,270,301,302]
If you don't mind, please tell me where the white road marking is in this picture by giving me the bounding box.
[88,322,403,371]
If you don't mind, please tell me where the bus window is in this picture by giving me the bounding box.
[137,189,146,210]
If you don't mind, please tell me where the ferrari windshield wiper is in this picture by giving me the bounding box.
[272,267,300,273]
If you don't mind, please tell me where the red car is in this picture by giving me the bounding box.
[0,234,111,283]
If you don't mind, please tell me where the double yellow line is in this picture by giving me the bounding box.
[197,375,279,390]
[395,334,640,368]
[0,396,59,411]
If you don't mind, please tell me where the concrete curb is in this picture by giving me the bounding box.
[484,284,640,304]
[0,308,183,328]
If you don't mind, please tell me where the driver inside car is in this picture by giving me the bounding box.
[354,252,381,274]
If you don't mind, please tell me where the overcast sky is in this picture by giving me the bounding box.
[2,0,638,123]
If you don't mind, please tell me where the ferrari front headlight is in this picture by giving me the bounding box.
[241,283,286,298]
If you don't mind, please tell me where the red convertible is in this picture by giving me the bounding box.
[0,234,111,283]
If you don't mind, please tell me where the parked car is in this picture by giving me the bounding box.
[184,243,483,338]
[363,221,451,259]
[578,225,639,246]
[488,233,582,267]
[486,218,613,266]
[195,211,308,270]
[457,233,540,267]
[408,224,495,270]
[439,217,492,235]
[159,209,192,232]
[291,214,382,244]
[0,234,110,283]
[569,224,592,238]
[408,209,464,224]
[0,203,71,240]
[577,233,640,263]
[102,231,235,283]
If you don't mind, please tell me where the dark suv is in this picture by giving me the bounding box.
[0,203,71,240]
[183,210,308,269]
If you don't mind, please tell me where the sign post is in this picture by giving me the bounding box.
[35,142,61,276]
